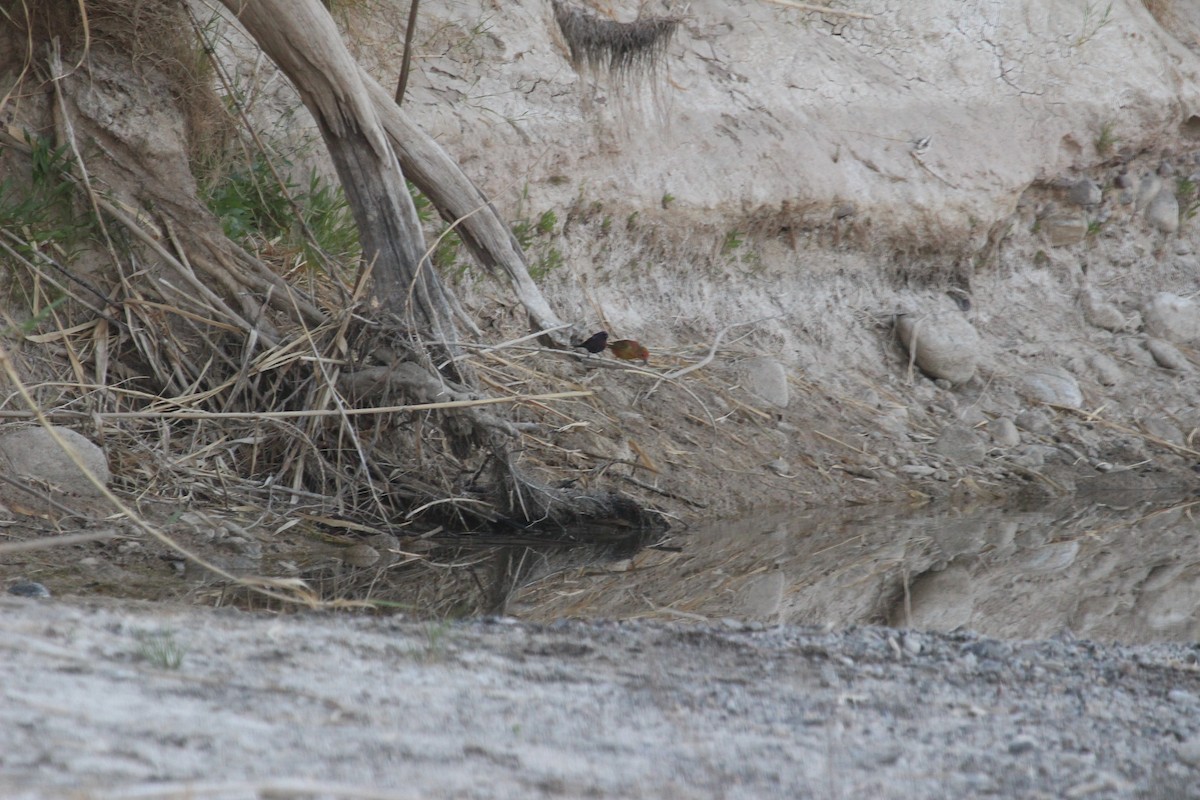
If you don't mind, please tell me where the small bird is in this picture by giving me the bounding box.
[572,330,608,354]
[608,339,649,365]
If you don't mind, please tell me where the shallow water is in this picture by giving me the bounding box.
[507,498,1200,643]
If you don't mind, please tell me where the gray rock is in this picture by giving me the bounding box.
[1177,736,1200,767]
[1080,290,1127,332]
[1145,189,1180,233]
[1020,366,1083,408]
[895,311,982,385]
[1087,353,1123,386]
[1015,409,1053,435]
[1135,173,1163,211]
[1147,337,1190,371]
[1008,735,1039,755]
[1011,446,1047,469]
[0,427,110,496]
[933,426,987,465]
[8,581,51,598]
[742,357,789,409]
[1068,178,1101,207]
[1141,416,1184,445]
[988,417,1021,447]
[1143,292,1200,342]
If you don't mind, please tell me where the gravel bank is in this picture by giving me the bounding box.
[3,597,1199,799]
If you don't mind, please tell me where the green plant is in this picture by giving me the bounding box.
[661,192,675,208]
[1074,2,1113,47]
[535,209,557,236]
[1095,120,1117,156]
[135,630,185,670]
[722,230,744,253]
[1178,176,1200,221]
[530,246,564,280]
[201,152,360,270]
[0,133,92,248]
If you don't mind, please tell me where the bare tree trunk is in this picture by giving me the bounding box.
[218,0,458,351]
[361,76,567,338]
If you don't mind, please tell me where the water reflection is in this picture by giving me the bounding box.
[505,500,1200,643]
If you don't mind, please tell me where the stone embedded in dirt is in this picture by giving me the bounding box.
[988,417,1021,448]
[1040,213,1087,246]
[1087,353,1124,386]
[1068,178,1102,207]
[7,581,50,598]
[1143,293,1200,342]
[1020,366,1083,408]
[1080,290,1127,332]
[0,427,110,496]
[1145,189,1180,233]
[895,311,982,385]
[1015,409,1053,435]
[1146,338,1190,371]
[933,426,986,465]
[1135,173,1163,211]
[742,357,789,408]
[1141,416,1185,446]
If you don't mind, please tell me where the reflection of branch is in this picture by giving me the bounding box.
[760,0,875,20]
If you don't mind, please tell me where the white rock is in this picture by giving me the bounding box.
[895,311,982,385]
[1080,291,1127,332]
[1020,366,1083,408]
[1087,353,1123,386]
[742,357,789,409]
[1143,292,1200,342]
[1147,338,1190,371]
[0,427,110,496]
[1145,189,1180,233]
[988,417,1021,447]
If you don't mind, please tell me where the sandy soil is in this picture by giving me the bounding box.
[2,596,1199,800]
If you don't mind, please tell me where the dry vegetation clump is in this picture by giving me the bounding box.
[0,0,666,609]
[551,0,679,76]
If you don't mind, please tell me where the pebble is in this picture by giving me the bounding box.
[988,417,1021,447]
[933,425,987,465]
[1177,735,1200,766]
[1146,338,1190,371]
[1068,178,1102,206]
[1079,290,1127,332]
[1014,409,1053,435]
[1145,189,1180,233]
[1020,366,1083,407]
[1007,735,1038,755]
[7,581,51,598]
[1135,173,1163,211]
[1167,689,1197,705]
[1087,353,1123,386]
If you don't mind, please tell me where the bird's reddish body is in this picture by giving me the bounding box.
[608,339,649,364]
